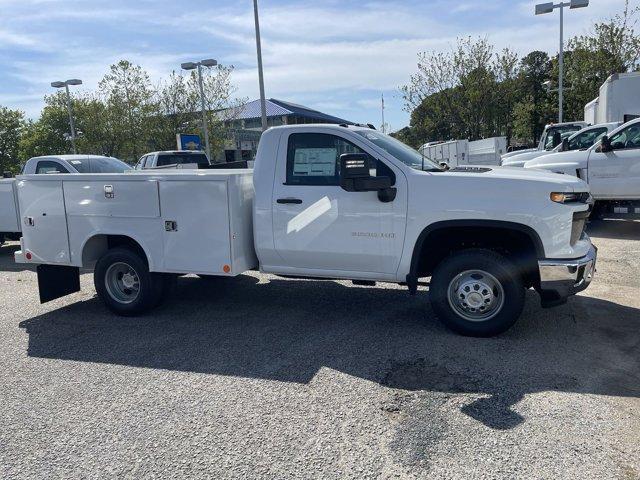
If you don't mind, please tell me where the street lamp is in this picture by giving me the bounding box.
[51,78,82,154]
[181,58,218,161]
[253,0,268,132]
[535,0,589,123]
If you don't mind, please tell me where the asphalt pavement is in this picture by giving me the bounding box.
[0,220,638,479]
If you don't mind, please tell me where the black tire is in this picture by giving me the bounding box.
[94,247,164,316]
[429,249,525,337]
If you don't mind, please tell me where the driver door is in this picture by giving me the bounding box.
[588,123,640,199]
[271,130,407,277]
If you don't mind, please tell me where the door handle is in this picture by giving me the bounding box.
[277,198,303,204]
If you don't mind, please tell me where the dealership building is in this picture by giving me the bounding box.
[222,98,353,161]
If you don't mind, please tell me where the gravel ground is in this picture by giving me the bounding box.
[0,220,638,479]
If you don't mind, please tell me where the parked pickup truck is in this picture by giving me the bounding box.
[134,150,210,169]
[0,155,130,246]
[525,118,640,219]
[14,124,597,336]
[501,121,588,167]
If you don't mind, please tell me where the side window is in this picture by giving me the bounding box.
[610,125,640,150]
[136,156,146,170]
[35,160,70,174]
[286,133,365,186]
[569,128,607,150]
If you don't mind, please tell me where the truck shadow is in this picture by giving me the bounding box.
[0,243,35,272]
[587,219,640,240]
[18,274,640,431]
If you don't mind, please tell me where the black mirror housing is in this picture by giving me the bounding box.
[560,138,569,152]
[600,135,612,152]
[551,131,562,149]
[339,153,395,201]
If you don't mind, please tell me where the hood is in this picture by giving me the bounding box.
[437,164,587,191]
[524,149,588,171]
[501,148,537,160]
[501,149,548,167]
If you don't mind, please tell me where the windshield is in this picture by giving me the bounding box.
[157,153,209,167]
[543,125,583,150]
[354,130,443,171]
[67,157,132,173]
[566,127,608,151]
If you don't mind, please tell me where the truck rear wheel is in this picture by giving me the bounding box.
[429,249,525,337]
[94,247,164,316]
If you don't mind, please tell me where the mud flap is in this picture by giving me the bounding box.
[37,264,80,303]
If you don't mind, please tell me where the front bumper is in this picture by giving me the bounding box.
[537,244,597,304]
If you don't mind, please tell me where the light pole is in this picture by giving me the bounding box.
[253,0,268,132]
[535,0,589,123]
[181,58,218,161]
[51,79,82,154]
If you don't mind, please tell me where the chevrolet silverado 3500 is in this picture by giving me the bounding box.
[14,124,596,336]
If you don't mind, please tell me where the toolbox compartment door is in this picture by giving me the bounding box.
[17,179,71,264]
[159,180,232,274]
[0,180,20,233]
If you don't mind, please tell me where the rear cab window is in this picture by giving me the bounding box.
[157,153,209,167]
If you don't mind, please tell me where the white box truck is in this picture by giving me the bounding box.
[14,124,596,337]
[585,72,640,125]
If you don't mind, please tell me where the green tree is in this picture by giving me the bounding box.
[0,106,25,174]
[402,37,519,144]
[98,60,155,162]
[18,92,70,162]
[563,0,640,121]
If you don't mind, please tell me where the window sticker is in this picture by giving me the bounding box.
[293,148,336,176]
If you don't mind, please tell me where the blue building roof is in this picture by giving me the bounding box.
[234,98,353,124]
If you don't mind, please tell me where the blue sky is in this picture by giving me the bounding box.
[0,0,630,130]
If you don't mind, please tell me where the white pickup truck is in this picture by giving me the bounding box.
[14,124,597,336]
[0,155,130,245]
[525,118,640,219]
[501,121,588,167]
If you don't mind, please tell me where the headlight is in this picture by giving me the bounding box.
[550,192,592,204]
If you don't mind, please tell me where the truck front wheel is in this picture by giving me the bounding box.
[94,247,165,316]
[429,249,525,337]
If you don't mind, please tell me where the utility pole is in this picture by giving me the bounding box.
[253,0,268,131]
[51,79,82,154]
[181,59,218,161]
[535,0,589,123]
[196,63,212,160]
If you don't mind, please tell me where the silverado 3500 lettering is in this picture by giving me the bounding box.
[14,124,596,336]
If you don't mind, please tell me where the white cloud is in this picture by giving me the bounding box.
[0,0,634,127]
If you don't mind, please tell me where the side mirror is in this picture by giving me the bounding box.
[599,135,612,153]
[560,138,569,152]
[2,171,12,178]
[339,153,396,202]
[551,131,562,149]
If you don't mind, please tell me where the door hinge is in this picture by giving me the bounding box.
[165,220,178,232]
[24,216,34,227]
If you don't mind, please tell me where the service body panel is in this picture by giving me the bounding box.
[17,170,256,276]
[0,178,20,236]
